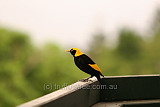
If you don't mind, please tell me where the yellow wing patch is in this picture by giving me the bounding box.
[88,64,102,73]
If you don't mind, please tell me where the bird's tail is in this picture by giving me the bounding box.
[95,75,102,84]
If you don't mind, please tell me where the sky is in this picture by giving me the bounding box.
[0,0,160,49]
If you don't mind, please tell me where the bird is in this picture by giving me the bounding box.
[66,48,104,83]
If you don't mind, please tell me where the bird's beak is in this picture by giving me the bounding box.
[65,50,70,52]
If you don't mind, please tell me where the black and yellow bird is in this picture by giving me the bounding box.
[66,48,104,83]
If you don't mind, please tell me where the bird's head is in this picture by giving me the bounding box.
[66,48,84,57]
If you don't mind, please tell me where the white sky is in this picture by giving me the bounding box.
[0,0,160,49]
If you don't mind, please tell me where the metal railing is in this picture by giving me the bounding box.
[18,74,160,107]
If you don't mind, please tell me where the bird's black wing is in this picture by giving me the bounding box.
[80,54,95,64]
[78,54,103,76]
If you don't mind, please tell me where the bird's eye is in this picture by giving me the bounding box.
[70,49,73,52]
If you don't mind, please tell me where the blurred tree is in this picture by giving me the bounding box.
[0,28,39,107]
[0,28,85,106]
[116,29,143,60]
[151,8,160,35]
[144,8,160,74]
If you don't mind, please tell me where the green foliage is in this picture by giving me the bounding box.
[87,29,160,76]
[0,28,38,107]
[116,29,142,59]
[0,28,88,107]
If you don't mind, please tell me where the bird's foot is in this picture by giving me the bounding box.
[79,78,93,82]
[79,78,89,82]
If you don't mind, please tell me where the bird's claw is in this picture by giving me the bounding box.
[79,79,89,82]
[79,78,93,82]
